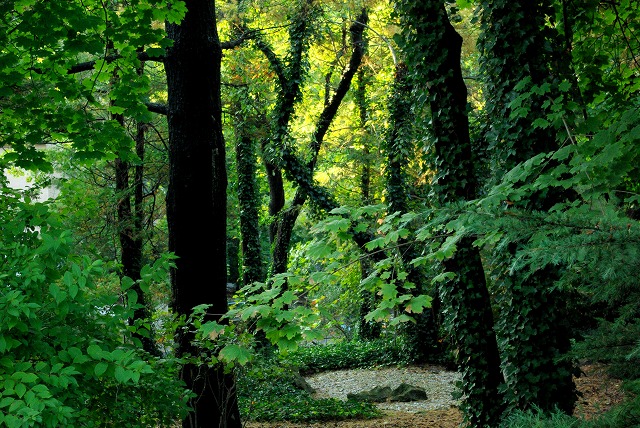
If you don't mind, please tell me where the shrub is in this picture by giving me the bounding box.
[499,407,583,428]
[0,191,188,427]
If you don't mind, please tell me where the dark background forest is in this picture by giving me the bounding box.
[1,0,639,427]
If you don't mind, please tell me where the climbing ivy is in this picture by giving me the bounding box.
[477,0,579,415]
[394,1,505,426]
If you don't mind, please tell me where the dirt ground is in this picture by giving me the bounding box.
[244,363,627,428]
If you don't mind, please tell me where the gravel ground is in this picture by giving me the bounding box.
[244,363,626,428]
[305,364,461,413]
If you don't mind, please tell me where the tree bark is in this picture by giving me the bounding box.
[479,0,578,415]
[384,63,441,360]
[398,1,505,425]
[164,0,241,426]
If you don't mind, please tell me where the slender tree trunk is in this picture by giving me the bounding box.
[115,152,156,355]
[271,10,369,276]
[164,1,241,426]
[111,94,156,355]
[383,63,440,358]
[355,66,381,340]
[234,122,265,286]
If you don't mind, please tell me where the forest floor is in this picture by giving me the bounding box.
[244,363,627,428]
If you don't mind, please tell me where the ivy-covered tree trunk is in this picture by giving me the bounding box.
[354,42,381,341]
[254,8,368,277]
[383,63,440,359]
[164,0,241,426]
[248,1,313,273]
[478,0,578,415]
[234,110,265,286]
[396,1,505,425]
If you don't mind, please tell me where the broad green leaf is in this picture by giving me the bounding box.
[219,344,252,365]
[14,383,26,398]
[86,344,103,360]
[405,295,432,313]
[114,366,129,383]
[94,362,108,377]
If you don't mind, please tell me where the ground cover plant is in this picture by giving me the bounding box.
[282,337,420,374]
[236,346,383,423]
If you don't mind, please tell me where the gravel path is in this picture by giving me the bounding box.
[304,365,462,412]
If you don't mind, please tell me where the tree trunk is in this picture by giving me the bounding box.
[271,10,368,276]
[164,0,241,426]
[111,96,156,355]
[355,66,381,340]
[384,63,440,358]
[397,1,505,425]
[479,0,579,415]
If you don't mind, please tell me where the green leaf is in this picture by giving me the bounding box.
[14,383,26,398]
[532,118,550,129]
[108,105,126,115]
[87,344,103,360]
[201,321,225,339]
[114,366,129,383]
[405,295,432,313]
[379,283,397,300]
[94,362,108,377]
[219,344,252,365]
[0,397,15,409]
[324,218,350,233]
[364,237,385,251]
[307,242,333,259]
[558,80,571,92]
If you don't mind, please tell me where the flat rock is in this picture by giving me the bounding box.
[347,383,427,402]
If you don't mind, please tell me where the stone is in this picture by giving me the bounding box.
[389,383,428,402]
[347,383,427,402]
[293,372,316,394]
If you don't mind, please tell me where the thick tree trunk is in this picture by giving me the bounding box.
[164,1,241,426]
[398,1,505,425]
[479,0,579,415]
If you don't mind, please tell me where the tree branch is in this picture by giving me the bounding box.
[66,51,164,74]
[145,102,168,115]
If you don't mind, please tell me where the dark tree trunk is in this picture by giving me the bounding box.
[432,16,504,428]
[355,66,381,340]
[397,1,505,425]
[115,154,157,355]
[112,103,156,355]
[384,63,441,360]
[479,0,579,415]
[164,1,241,426]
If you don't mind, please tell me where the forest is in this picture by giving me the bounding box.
[1,0,639,427]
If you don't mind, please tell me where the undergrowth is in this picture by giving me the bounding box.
[236,338,428,422]
[281,337,425,374]
[236,350,380,422]
[500,380,640,428]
